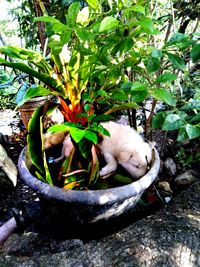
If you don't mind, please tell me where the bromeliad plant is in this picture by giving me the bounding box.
[0,43,113,189]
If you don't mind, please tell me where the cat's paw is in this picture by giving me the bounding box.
[100,167,109,177]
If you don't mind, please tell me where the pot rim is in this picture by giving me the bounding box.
[18,147,160,206]
[19,95,51,105]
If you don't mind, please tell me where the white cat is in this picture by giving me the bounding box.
[44,121,154,178]
[99,121,154,179]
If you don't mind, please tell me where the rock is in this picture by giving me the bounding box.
[159,160,164,174]
[175,171,199,187]
[158,181,173,194]
[0,133,9,146]
[2,232,84,256]
[163,157,177,176]
[0,144,17,187]
[0,168,15,195]
[2,233,40,256]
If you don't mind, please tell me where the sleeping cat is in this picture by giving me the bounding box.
[99,121,154,179]
[44,121,154,179]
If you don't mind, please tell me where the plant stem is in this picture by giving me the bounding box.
[145,98,157,140]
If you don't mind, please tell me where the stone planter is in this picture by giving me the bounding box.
[19,96,50,129]
[18,147,160,226]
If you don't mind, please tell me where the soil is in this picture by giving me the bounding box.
[0,124,37,227]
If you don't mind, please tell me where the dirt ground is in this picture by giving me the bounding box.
[0,110,37,226]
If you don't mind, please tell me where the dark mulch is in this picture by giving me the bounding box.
[0,126,37,226]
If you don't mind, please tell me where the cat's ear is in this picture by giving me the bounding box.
[118,151,132,162]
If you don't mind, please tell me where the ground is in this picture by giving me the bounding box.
[0,110,36,225]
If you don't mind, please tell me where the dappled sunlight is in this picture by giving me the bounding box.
[172,243,196,267]
[0,110,20,135]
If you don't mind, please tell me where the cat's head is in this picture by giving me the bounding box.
[117,142,155,179]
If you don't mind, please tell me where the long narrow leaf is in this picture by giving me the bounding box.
[18,85,51,107]
[40,116,53,185]
[104,102,139,115]
[27,105,45,174]
[0,58,67,97]
[0,46,53,74]
[88,145,99,186]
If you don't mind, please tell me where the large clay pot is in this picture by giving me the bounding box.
[18,147,160,226]
[19,96,49,129]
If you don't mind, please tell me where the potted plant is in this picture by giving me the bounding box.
[1,0,198,226]
[0,65,52,128]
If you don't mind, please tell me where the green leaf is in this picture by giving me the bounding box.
[121,82,133,93]
[97,89,109,97]
[191,44,200,63]
[84,130,98,144]
[181,100,200,110]
[139,18,160,35]
[47,123,70,133]
[118,37,134,54]
[112,174,133,184]
[15,82,29,105]
[91,114,113,122]
[111,91,128,101]
[152,112,166,129]
[18,85,51,107]
[131,91,148,102]
[177,127,189,142]
[131,82,147,91]
[155,72,177,83]
[76,29,94,41]
[84,103,91,112]
[152,48,162,58]
[0,58,66,97]
[70,128,85,143]
[99,16,119,32]
[0,46,53,74]
[131,4,145,15]
[189,113,200,123]
[86,0,101,10]
[29,107,54,185]
[78,138,92,158]
[34,16,62,24]
[88,148,100,186]
[88,114,96,121]
[61,149,75,175]
[166,53,186,71]
[42,128,53,185]
[105,102,139,115]
[185,124,200,139]
[167,33,189,45]
[27,104,53,185]
[162,114,183,131]
[91,123,110,137]
[52,23,67,33]
[27,105,44,174]
[48,124,87,143]
[67,2,80,26]
[74,113,88,119]
[145,56,160,72]
[153,88,176,106]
